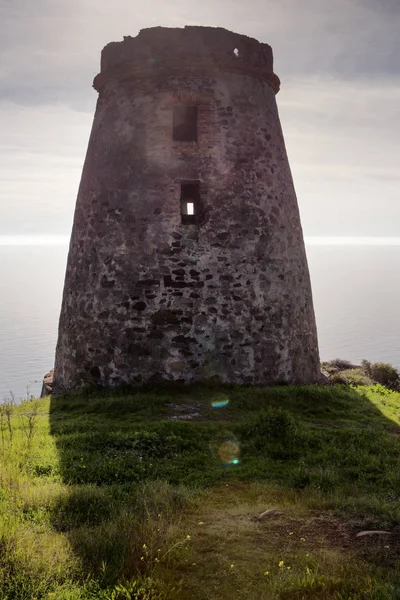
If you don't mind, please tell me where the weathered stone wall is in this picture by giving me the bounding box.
[53,26,320,392]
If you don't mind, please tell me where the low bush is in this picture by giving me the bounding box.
[362,361,400,390]
[330,368,374,386]
[322,358,359,375]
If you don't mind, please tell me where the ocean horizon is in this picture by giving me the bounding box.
[1,235,399,400]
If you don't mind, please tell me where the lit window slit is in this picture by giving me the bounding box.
[180,182,200,225]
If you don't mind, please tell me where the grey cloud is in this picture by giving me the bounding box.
[0,102,92,235]
[278,75,400,236]
[365,0,400,15]
[0,0,399,109]
[1,0,399,238]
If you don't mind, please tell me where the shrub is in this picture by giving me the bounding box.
[329,358,357,371]
[362,361,400,390]
[330,369,374,386]
[361,359,372,374]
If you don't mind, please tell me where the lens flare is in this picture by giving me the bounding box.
[212,400,229,408]
[211,394,230,409]
[217,440,240,465]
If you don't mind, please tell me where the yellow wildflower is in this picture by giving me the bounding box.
[264,571,269,576]
[186,535,191,540]
[278,561,284,568]
[289,532,294,536]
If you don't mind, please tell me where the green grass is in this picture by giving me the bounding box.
[1,383,400,598]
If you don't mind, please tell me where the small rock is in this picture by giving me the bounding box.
[356,531,392,538]
[252,508,283,521]
[320,370,330,383]
[166,402,202,420]
[170,413,202,420]
[40,369,54,397]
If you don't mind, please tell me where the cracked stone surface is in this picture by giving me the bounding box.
[54,26,320,393]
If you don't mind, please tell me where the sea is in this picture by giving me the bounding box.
[1,236,399,401]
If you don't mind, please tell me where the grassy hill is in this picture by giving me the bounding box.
[1,383,400,599]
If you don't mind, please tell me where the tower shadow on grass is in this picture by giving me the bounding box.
[48,383,400,591]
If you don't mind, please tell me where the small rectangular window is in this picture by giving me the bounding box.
[180,183,200,224]
[173,106,197,142]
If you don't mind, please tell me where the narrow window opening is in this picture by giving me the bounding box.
[173,106,198,142]
[180,183,200,225]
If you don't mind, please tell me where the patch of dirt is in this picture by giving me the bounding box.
[258,513,354,551]
[187,482,400,559]
[178,482,400,600]
[255,510,400,559]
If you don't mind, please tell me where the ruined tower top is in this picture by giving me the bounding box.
[94,26,280,94]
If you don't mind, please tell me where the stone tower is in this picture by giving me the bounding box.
[53,26,320,393]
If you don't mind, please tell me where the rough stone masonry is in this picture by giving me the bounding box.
[53,26,321,393]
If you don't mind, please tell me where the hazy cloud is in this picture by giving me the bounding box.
[1,0,399,107]
[0,0,399,237]
[0,102,93,235]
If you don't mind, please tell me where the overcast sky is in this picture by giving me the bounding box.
[0,0,399,238]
